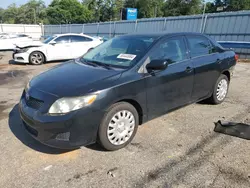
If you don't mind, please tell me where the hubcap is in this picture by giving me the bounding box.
[31,53,43,64]
[216,79,228,101]
[107,110,135,146]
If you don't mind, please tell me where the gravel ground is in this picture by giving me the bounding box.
[0,51,249,188]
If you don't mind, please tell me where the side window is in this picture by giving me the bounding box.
[54,36,70,44]
[71,36,93,42]
[149,37,187,65]
[187,36,213,58]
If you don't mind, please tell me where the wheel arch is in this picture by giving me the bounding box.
[29,50,47,62]
[221,70,230,81]
[116,99,144,125]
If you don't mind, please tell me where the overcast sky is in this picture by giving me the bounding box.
[0,0,214,9]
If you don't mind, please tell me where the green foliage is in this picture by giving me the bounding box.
[206,0,250,12]
[0,0,250,24]
[46,0,92,24]
[1,1,46,24]
[136,0,164,18]
[227,0,250,11]
[163,0,202,17]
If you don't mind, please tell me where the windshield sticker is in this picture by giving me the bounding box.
[117,54,136,61]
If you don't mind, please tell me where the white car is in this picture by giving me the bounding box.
[13,33,103,65]
[0,33,33,50]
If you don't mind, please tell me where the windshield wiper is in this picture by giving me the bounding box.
[81,59,98,67]
[90,60,113,70]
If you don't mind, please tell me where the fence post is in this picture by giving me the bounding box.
[82,24,85,34]
[113,21,116,37]
[202,15,208,33]
[41,24,44,38]
[109,20,112,38]
[134,20,138,32]
[0,21,3,32]
[163,18,167,31]
[97,22,99,36]
[23,24,26,34]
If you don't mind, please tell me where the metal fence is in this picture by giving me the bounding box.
[0,24,43,40]
[44,11,250,59]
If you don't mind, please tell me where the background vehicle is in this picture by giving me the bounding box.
[19,33,237,151]
[0,33,33,51]
[13,33,103,65]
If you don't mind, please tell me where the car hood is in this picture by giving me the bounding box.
[30,60,123,97]
[15,41,44,48]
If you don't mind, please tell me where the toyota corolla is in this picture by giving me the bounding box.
[19,32,237,150]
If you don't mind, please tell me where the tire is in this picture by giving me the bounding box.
[29,51,45,65]
[209,74,229,104]
[98,102,139,151]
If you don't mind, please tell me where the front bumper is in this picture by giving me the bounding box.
[13,52,29,63]
[19,90,104,149]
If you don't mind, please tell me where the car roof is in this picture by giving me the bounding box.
[119,32,207,39]
[53,33,94,39]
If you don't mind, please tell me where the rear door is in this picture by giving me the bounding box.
[145,36,194,119]
[70,35,94,58]
[46,35,71,60]
[186,35,221,101]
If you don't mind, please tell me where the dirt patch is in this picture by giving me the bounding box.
[0,70,28,85]
[0,104,12,120]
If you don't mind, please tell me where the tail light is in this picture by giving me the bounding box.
[235,54,239,62]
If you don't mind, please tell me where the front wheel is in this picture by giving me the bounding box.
[98,102,139,151]
[209,74,229,104]
[29,51,45,65]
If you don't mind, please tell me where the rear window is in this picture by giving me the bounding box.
[71,35,93,42]
[187,36,213,58]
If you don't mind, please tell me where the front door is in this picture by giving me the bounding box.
[144,36,194,120]
[47,35,71,61]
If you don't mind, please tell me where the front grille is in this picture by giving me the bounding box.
[24,91,44,110]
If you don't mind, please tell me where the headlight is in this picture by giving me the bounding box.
[18,48,29,53]
[48,95,97,114]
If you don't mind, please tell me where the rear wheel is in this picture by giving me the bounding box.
[98,102,139,151]
[29,51,45,65]
[209,74,229,104]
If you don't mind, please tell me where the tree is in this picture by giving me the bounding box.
[207,0,250,13]
[163,0,202,17]
[2,4,19,24]
[83,0,104,22]
[46,0,93,24]
[136,0,164,18]
[16,0,46,24]
[0,8,4,22]
[205,2,216,13]
[124,0,137,8]
[226,0,250,11]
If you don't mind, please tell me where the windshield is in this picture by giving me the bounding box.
[81,36,156,68]
[43,36,55,44]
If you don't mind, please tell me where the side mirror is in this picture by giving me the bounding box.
[146,59,168,72]
[50,41,56,45]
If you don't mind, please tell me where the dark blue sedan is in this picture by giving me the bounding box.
[19,32,237,150]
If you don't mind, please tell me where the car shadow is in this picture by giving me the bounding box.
[9,59,68,65]
[9,104,75,154]
[85,143,107,152]
[9,60,28,65]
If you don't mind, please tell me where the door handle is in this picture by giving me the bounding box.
[185,66,193,73]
